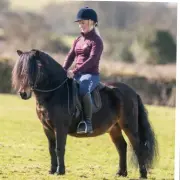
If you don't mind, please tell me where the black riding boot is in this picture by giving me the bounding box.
[77,93,93,134]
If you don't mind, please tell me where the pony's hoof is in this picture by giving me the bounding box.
[140,176,147,179]
[116,170,127,177]
[140,169,147,179]
[56,166,65,175]
[56,171,65,175]
[49,170,55,174]
[49,166,57,174]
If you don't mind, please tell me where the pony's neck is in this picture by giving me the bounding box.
[51,64,67,83]
[40,51,68,84]
[35,56,68,93]
[33,64,68,102]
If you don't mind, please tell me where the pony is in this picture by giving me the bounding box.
[12,49,158,179]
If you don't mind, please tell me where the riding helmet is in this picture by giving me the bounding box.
[75,7,98,24]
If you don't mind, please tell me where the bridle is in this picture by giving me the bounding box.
[30,69,72,115]
[30,59,68,92]
[31,77,68,93]
[26,57,72,116]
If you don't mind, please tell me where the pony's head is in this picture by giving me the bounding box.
[12,49,66,100]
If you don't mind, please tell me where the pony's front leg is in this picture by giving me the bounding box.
[43,128,57,174]
[55,125,68,175]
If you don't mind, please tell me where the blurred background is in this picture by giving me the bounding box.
[0,0,177,107]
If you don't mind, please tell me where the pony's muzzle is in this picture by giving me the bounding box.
[19,91,32,100]
[18,87,32,100]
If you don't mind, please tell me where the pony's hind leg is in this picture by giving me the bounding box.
[123,127,147,179]
[118,94,147,178]
[109,123,127,177]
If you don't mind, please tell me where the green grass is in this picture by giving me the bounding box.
[0,94,175,180]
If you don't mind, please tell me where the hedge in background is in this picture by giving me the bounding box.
[0,58,13,93]
[130,29,176,64]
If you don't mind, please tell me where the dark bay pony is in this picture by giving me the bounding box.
[12,49,158,179]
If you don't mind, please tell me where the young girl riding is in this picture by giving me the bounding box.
[63,7,104,134]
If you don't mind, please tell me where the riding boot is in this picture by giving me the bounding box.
[77,93,93,134]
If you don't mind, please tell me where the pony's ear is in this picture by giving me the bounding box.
[17,50,23,56]
[31,49,39,57]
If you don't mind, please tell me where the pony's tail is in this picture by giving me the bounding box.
[137,94,158,169]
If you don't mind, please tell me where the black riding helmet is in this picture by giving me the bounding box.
[75,7,98,26]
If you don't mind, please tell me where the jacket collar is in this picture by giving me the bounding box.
[81,28,96,38]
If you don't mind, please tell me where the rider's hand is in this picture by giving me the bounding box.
[67,70,74,78]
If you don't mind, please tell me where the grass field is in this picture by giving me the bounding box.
[0,94,175,180]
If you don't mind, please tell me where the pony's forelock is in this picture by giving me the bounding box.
[12,52,36,90]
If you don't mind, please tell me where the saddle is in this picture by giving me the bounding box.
[72,80,106,118]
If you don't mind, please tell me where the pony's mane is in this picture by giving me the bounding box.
[12,49,64,91]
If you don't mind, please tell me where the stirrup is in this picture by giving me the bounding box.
[77,121,88,134]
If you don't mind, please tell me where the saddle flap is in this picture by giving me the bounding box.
[91,86,102,109]
[72,80,105,117]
